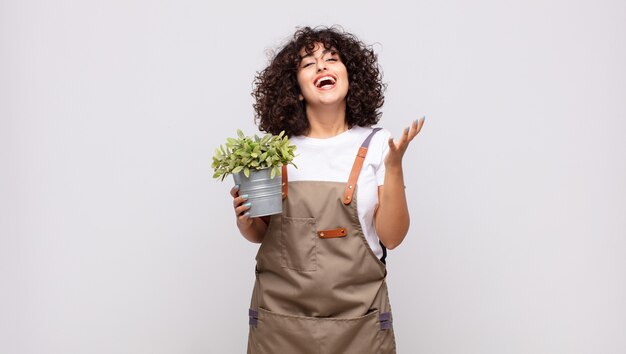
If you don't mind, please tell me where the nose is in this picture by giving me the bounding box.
[316,60,327,72]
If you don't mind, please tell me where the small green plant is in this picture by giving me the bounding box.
[212,129,297,181]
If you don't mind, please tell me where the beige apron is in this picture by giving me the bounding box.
[247,129,397,354]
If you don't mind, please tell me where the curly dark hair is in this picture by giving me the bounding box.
[252,25,386,137]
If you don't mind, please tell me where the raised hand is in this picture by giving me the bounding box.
[385,116,425,168]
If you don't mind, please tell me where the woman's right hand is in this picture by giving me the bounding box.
[231,185,253,229]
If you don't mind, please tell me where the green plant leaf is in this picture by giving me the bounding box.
[211,129,298,180]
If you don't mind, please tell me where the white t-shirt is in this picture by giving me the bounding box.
[287,126,391,259]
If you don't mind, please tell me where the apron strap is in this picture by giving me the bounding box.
[281,165,288,199]
[343,128,382,205]
[281,127,381,203]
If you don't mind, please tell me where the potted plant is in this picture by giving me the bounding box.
[212,129,297,217]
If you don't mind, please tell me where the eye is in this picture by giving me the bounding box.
[326,58,338,62]
[303,62,314,67]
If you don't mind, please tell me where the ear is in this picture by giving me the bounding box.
[298,94,304,101]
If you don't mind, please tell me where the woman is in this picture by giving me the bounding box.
[230,26,424,354]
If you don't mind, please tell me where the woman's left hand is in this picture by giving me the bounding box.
[385,116,425,168]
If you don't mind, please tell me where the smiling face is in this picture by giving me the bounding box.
[296,42,349,107]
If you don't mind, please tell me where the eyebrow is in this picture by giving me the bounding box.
[299,48,337,60]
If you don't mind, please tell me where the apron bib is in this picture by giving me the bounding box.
[247,129,396,354]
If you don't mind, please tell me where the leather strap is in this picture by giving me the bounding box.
[379,311,393,330]
[248,308,259,327]
[317,227,348,239]
[343,128,382,205]
[281,165,288,199]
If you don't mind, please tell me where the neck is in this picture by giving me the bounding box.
[305,103,348,138]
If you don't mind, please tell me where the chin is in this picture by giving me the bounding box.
[319,93,348,104]
[317,99,345,106]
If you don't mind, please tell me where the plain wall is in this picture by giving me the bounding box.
[1,0,625,353]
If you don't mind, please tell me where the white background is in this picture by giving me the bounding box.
[2,0,625,353]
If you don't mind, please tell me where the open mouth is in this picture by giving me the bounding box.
[314,75,337,89]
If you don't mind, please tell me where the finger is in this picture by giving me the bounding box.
[235,202,252,217]
[230,184,240,198]
[415,116,425,133]
[388,137,397,151]
[237,212,253,225]
[407,119,419,143]
[407,116,424,143]
[232,193,249,208]
[414,118,421,132]
[400,126,409,144]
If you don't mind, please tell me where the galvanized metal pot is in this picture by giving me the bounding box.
[232,168,282,217]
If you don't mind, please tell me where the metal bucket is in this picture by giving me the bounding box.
[232,168,282,217]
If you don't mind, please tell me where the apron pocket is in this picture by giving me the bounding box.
[249,307,393,354]
[281,216,317,272]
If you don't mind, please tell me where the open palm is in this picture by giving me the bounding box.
[385,116,425,167]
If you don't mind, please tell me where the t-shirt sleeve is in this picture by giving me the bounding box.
[375,129,392,186]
